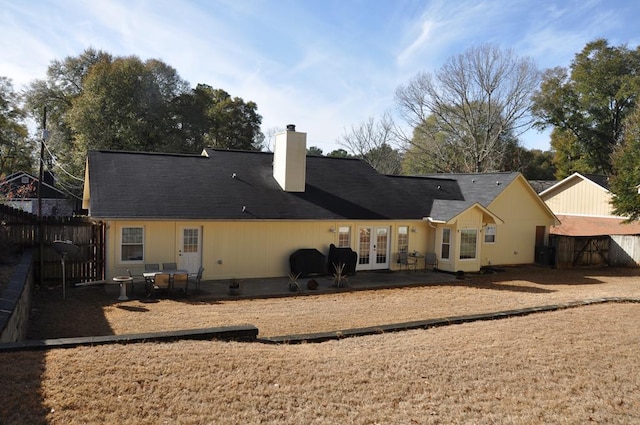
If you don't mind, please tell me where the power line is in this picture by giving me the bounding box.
[41,139,85,182]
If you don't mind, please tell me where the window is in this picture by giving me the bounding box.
[460,229,477,259]
[183,228,199,253]
[398,226,409,252]
[484,225,496,243]
[338,226,351,247]
[441,228,451,260]
[121,227,143,262]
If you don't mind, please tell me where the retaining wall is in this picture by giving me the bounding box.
[0,250,33,342]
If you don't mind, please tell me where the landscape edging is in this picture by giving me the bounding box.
[259,297,640,344]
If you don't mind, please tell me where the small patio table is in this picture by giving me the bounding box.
[409,252,426,272]
[143,269,190,280]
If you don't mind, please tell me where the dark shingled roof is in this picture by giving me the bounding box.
[86,150,521,221]
[400,172,521,221]
[582,174,610,190]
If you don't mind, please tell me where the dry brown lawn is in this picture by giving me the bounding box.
[2,266,640,424]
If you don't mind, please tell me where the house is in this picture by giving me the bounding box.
[538,172,640,267]
[0,171,77,217]
[82,126,558,281]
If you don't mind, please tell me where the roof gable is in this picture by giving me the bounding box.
[539,172,610,199]
[0,170,67,199]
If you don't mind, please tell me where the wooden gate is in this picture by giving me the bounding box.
[0,204,105,286]
[551,235,609,269]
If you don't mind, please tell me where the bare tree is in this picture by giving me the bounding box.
[262,126,285,152]
[337,112,402,174]
[395,43,540,173]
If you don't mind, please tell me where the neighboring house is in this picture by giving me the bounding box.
[539,172,640,268]
[0,171,76,217]
[82,126,558,281]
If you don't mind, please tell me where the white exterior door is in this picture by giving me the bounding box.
[178,226,202,273]
[357,226,390,270]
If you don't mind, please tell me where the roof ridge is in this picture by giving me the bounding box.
[91,150,203,158]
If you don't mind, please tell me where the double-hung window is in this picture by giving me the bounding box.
[484,225,496,243]
[121,227,144,262]
[441,228,451,260]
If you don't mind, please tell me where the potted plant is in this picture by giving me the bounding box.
[332,262,348,288]
[229,278,242,295]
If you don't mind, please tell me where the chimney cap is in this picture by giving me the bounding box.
[286,124,296,131]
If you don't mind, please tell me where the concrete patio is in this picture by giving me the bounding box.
[108,269,460,301]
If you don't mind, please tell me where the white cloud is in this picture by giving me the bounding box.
[2,0,640,155]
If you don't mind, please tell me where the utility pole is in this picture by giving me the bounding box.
[38,107,47,288]
[38,107,47,217]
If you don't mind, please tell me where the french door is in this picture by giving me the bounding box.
[357,226,390,270]
[178,226,202,274]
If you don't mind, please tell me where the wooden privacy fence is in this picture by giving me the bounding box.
[0,204,105,287]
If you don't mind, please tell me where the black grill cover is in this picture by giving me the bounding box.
[289,249,327,277]
[327,244,358,275]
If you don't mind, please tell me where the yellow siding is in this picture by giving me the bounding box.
[543,178,614,217]
[484,177,556,266]
[107,219,432,281]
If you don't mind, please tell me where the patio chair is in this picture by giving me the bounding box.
[162,262,178,271]
[172,272,189,296]
[145,263,160,272]
[397,250,418,271]
[151,273,171,297]
[425,252,438,270]
[127,269,146,296]
[190,267,204,292]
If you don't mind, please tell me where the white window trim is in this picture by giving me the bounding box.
[459,228,478,261]
[397,225,409,252]
[440,228,451,261]
[119,225,145,264]
[484,225,496,244]
[338,226,351,248]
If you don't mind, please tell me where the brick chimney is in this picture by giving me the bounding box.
[273,124,307,192]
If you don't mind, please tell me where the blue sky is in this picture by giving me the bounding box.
[1,0,638,153]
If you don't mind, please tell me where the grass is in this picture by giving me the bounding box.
[2,266,640,424]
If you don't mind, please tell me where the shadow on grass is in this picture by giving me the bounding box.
[0,350,49,424]
[117,305,150,312]
[447,279,556,294]
[463,265,615,287]
[28,285,116,340]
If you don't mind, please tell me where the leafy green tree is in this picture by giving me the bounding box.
[68,55,190,155]
[610,105,640,220]
[396,43,540,173]
[548,128,592,179]
[24,48,111,168]
[501,146,556,180]
[306,146,323,156]
[532,39,640,175]
[364,143,402,175]
[0,77,34,176]
[24,49,266,198]
[326,148,352,158]
[176,84,263,151]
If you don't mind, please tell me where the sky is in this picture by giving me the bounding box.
[1,0,638,153]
